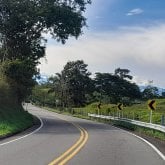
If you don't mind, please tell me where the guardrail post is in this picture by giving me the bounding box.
[161,115,165,126]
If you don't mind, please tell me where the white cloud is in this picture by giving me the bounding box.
[132,76,152,86]
[126,8,143,16]
[95,16,103,19]
[39,24,165,87]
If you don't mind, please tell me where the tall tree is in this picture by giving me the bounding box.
[0,0,91,103]
[162,92,165,98]
[0,59,37,103]
[61,60,93,107]
[95,72,141,104]
[142,86,159,100]
[48,73,69,108]
[0,0,91,62]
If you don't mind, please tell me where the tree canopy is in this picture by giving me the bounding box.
[48,60,93,107]
[32,63,142,107]
[94,72,141,104]
[0,0,91,104]
[0,0,91,62]
[142,86,159,100]
[114,68,133,80]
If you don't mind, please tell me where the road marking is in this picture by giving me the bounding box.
[59,128,88,165]
[127,131,165,161]
[112,125,165,161]
[48,120,88,165]
[0,116,43,146]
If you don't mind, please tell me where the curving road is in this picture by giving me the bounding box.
[0,104,164,165]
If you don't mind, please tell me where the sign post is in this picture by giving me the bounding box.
[149,110,152,123]
[148,100,156,123]
[117,103,123,118]
[97,103,101,115]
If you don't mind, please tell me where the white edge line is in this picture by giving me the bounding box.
[110,122,165,161]
[90,115,165,161]
[126,131,165,161]
[0,116,43,146]
[57,114,165,160]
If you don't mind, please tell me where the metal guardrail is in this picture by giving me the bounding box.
[88,113,165,133]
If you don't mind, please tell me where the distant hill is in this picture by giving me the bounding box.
[36,74,49,84]
[139,85,165,95]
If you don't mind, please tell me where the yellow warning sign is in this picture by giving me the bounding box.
[148,100,156,110]
[117,103,123,110]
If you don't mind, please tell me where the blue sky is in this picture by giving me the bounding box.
[39,0,165,88]
[86,0,165,31]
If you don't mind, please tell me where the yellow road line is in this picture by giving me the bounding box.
[48,120,88,165]
[59,128,88,165]
[48,130,83,165]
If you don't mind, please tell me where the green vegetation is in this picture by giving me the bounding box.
[36,98,165,125]
[73,100,165,124]
[0,76,33,136]
[0,1,90,136]
[0,1,161,139]
[31,59,165,140]
[47,60,94,107]
[0,106,34,136]
[112,120,165,141]
[0,75,34,137]
[74,100,165,140]
[142,86,159,100]
[40,99,165,141]
[0,0,90,104]
[32,63,142,108]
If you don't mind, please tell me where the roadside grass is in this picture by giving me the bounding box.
[73,99,165,125]
[42,99,165,141]
[112,120,165,141]
[0,106,34,137]
[44,105,165,141]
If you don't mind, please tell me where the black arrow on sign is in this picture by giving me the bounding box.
[118,103,123,110]
[148,100,155,110]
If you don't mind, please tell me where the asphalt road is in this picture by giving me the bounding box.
[0,104,164,165]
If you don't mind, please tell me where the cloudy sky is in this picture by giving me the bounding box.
[39,0,165,88]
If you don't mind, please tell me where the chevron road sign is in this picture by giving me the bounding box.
[148,100,156,110]
[117,103,123,110]
[148,100,156,123]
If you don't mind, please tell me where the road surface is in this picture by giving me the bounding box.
[0,104,164,165]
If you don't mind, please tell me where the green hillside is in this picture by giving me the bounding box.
[73,99,165,124]
[0,106,33,136]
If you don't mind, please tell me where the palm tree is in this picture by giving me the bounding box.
[48,73,69,108]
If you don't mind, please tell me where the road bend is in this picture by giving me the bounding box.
[0,104,164,165]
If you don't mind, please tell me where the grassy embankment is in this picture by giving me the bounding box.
[73,99,165,124]
[46,99,165,140]
[74,100,165,140]
[0,106,34,136]
[0,77,34,137]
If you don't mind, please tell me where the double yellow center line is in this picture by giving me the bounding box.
[48,121,88,165]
